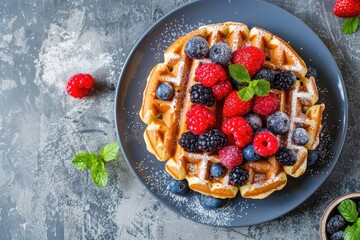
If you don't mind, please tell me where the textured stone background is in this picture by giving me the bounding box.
[0,0,359,239]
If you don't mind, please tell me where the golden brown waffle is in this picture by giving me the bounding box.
[139,22,324,199]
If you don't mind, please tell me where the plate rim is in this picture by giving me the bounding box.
[114,0,349,227]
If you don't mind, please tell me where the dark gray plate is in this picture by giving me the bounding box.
[115,0,348,227]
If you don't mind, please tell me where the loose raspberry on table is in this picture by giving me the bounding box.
[221,117,253,148]
[223,91,253,117]
[186,105,216,135]
[219,145,244,169]
[211,80,232,100]
[66,73,95,98]
[195,63,227,87]
[232,46,266,77]
[253,131,279,156]
[252,92,279,116]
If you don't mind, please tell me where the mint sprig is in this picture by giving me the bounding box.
[342,16,359,35]
[338,199,359,222]
[71,142,120,188]
[344,218,360,240]
[229,64,270,101]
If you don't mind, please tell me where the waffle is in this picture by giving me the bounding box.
[139,22,324,199]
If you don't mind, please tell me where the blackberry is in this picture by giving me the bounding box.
[209,42,232,65]
[305,66,318,79]
[185,36,209,59]
[276,147,297,166]
[198,129,228,152]
[229,167,249,186]
[267,111,290,135]
[326,215,346,235]
[178,131,199,152]
[307,149,319,167]
[273,71,296,90]
[330,230,344,240]
[253,68,276,82]
[190,83,215,107]
[291,128,309,146]
[244,113,263,131]
[156,82,174,100]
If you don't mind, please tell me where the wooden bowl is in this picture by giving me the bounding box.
[320,192,360,240]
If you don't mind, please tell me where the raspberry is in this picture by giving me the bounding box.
[229,167,249,186]
[232,46,266,77]
[211,80,232,100]
[223,91,252,117]
[186,105,216,135]
[275,147,297,166]
[219,145,244,169]
[253,131,279,156]
[198,129,228,152]
[195,63,227,87]
[66,73,94,98]
[190,83,215,107]
[252,92,279,116]
[178,131,199,152]
[222,117,253,148]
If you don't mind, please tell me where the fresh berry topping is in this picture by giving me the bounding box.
[333,0,360,18]
[326,214,346,235]
[275,147,297,166]
[221,117,253,148]
[252,92,279,116]
[195,63,227,87]
[330,230,344,240]
[291,128,309,146]
[253,131,279,156]
[209,42,232,65]
[211,80,232,100]
[186,105,216,135]
[266,111,290,135]
[198,129,228,152]
[305,66,318,79]
[244,113,263,131]
[190,83,215,107]
[232,46,266,77]
[230,77,241,89]
[210,162,227,178]
[185,36,209,59]
[223,91,253,117]
[66,73,94,98]
[253,68,276,82]
[156,82,174,100]
[199,194,222,209]
[178,131,199,152]
[229,167,249,186]
[243,144,261,161]
[272,71,296,90]
[219,145,244,169]
[168,179,189,195]
[307,149,319,167]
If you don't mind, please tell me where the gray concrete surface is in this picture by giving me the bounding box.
[0,0,359,239]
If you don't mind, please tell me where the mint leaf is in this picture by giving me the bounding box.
[238,86,254,101]
[250,80,271,96]
[344,218,360,240]
[229,64,251,83]
[72,152,98,170]
[91,160,108,188]
[338,199,359,222]
[99,142,120,162]
[342,16,359,35]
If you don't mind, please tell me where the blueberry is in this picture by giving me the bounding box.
[209,42,232,65]
[210,162,227,178]
[307,149,319,167]
[243,144,261,161]
[244,113,263,131]
[230,77,241,89]
[330,230,344,240]
[156,82,174,100]
[266,111,290,135]
[253,68,276,82]
[306,66,318,79]
[292,128,309,146]
[168,179,189,195]
[199,194,222,209]
[185,36,209,59]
